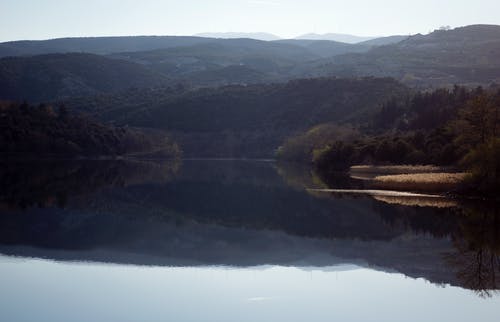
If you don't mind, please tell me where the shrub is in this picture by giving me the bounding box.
[462,138,500,195]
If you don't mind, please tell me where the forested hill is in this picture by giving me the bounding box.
[64,77,408,157]
[0,35,347,59]
[0,53,169,102]
[308,25,500,87]
[1,25,500,99]
[0,36,224,57]
[0,102,180,158]
[106,40,319,86]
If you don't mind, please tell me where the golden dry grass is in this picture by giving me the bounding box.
[371,172,467,193]
[373,195,459,208]
[351,165,444,175]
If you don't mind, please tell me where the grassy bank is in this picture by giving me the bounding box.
[371,172,467,193]
[350,165,445,175]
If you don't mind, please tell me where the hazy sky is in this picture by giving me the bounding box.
[1,0,500,42]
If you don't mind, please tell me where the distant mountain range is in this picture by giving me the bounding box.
[0,33,400,59]
[0,37,368,100]
[306,24,500,87]
[295,32,376,43]
[1,24,500,102]
[194,32,401,44]
[195,32,281,41]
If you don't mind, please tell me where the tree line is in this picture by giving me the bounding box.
[0,101,181,158]
[277,85,500,195]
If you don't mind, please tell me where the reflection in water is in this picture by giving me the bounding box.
[2,259,498,322]
[373,195,458,208]
[277,162,500,297]
[444,204,500,297]
[0,159,180,210]
[0,159,499,298]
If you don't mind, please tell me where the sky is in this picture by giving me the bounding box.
[1,0,500,42]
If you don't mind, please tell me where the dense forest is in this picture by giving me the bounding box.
[64,77,407,157]
[278,85,500,194]
[0,53,170,102]
[0,101,180,158]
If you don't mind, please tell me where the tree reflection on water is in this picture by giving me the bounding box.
[0,159,499,297]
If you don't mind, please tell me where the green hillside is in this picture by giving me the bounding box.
[0,53,169,102]
[312,25,500,87]
[64,77,408,157]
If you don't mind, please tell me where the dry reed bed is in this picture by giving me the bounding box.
[371,173,467,193]
[350,165,445,175]
[373,195,458,208]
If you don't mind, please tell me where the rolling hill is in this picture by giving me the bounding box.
[1,25,500,104]
[64,77,408,157]
[107,39,318,85]
[0,53,169,102]
[0,36,219,57]
[0,35,318,59]
[0,34,399,58]
[0,36,362,90]
[312,25,500,87]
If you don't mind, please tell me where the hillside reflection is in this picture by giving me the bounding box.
[0,159,180,210]
[277,162,500,297]
[0,159,498,297]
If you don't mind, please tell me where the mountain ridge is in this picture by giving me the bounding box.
[195,32,281,41]
[306,24,500,87]
[0,53,169,102]
[295,32,376,44]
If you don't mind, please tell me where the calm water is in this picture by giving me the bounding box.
[0,159,499,322]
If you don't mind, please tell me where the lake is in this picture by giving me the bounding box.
[0,159,499,322]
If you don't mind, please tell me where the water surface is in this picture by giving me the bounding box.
[0,159,498,321]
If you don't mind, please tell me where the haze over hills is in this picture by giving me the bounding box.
[295,33,376,43]
[3,24,500,103]
[195,32,281,41]
[358,35,410,46]
[274,39,371,57]
[0,32,405,58]
[300,24,500,87]
[0,38,371,98]
[0,36,267,58]
[194,32,402,44]
[108,39,318,74]
[1,25,500,104]
[0,34,374,59]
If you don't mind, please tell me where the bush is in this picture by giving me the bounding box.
[462,138,500,195]
[313,141,356,172]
